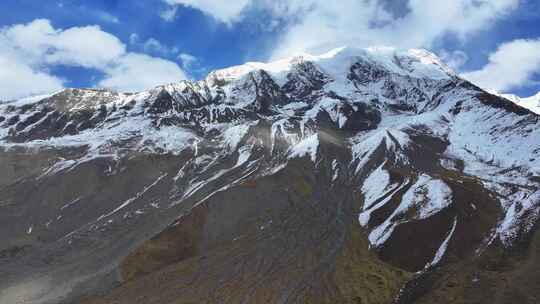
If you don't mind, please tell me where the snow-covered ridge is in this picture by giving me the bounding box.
[206,46,455,86]
[2,43,540,303]
[367,174,453,248]
[2,46,455,112]
[489,90,540,115]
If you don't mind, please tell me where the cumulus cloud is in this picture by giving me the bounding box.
[0,19,188,99]
[160,5,179,22]
[267,0,520,59]
[99,53,188,91]
[143,38,179,56]
[94,11,120,24]
[161,0,251,23]
[439,50,469,71]
[0,55,64,100]
[462,39,540,91]
[178,53,198,69]
[1,19,125,69]
[129,33,139,45]
[159,0,520,60]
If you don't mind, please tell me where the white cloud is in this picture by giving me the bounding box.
[266,0,383,59]
[94,11,120,24]
[0,19,188,99]
[267,0,520,59]
[129,33,139,45]
[143,38,179,56]
[160,5,179,22]
[162,0,250,23]
[462,39,540,91]
[45,26,126,68]
[99,53,188,92]
[178,53,198,69]
[2,19,125,69]
[439,50,469,71]
[0,55,64,100]
[159,0,520,60]
[144,38,166,53]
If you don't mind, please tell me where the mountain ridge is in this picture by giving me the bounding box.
[492,90,540,115]
[0,46,539,304]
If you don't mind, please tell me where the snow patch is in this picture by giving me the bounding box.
[288,134,319,162]
[351,128,411,174]
[424,217,458,269]
[222,124,251,151]
[368,174,453,247]
[361,162,393,209]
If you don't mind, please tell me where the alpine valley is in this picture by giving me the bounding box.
[0,47,539,304]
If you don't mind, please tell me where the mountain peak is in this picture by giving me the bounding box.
[205,46,455,88]
[1,44,540,304]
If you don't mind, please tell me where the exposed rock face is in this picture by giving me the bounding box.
[0,46,539,304]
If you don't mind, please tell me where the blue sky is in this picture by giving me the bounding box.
[1,0,540,99]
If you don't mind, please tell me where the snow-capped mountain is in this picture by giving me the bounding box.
[495,91,540,115]
[0,47,539,304]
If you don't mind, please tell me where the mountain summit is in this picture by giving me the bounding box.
[0,47,539,304]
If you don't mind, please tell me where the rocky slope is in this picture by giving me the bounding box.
[0,46,539,304]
